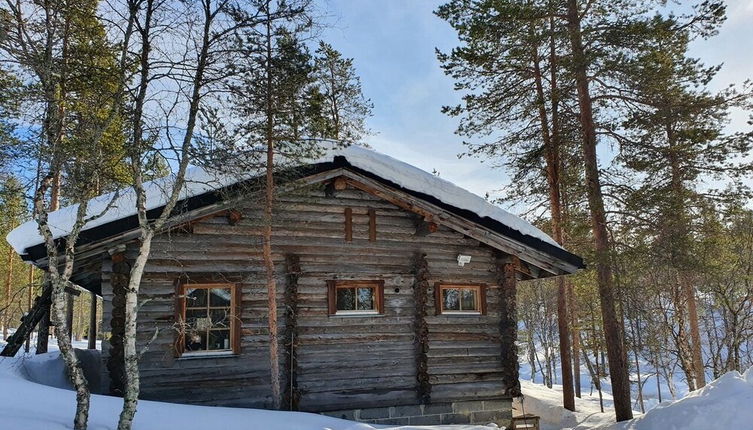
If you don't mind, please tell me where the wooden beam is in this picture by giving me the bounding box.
[368,208,376,242]
[88,292,97,349]
[0,283,50,357]
[36,296,50,354]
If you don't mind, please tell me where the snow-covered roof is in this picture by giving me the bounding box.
[7,145,561,257]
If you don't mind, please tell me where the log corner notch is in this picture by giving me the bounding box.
[283,254,301,411]
[325,176,348,198]
[227,209,243,225]
[496,253,521,398]
[414,217,439,237]
[412,252,431,403]
[107,251,130,396]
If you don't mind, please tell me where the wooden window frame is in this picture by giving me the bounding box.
[174,282,241,357]
[434,283,487,315]
[327,280,385,316]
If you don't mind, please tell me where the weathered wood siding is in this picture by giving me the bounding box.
[101,184,512,410]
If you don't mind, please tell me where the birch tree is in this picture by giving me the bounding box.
[0,1,128,427]
[113,0,266,428]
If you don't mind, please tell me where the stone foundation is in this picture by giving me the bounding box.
[320,399,512,426]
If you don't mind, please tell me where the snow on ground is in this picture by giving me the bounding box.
[513,380,622,430]
[609,367,753,430]
[4,335,753,429]
[0,345,496,430]
[513,366,753,430]
[518,346,693,414]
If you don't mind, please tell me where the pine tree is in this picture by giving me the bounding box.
[614,7,752,389]
[436,0,581,410]
[310,42,373,143]
[228,0,315,409]
[0,1,128,427]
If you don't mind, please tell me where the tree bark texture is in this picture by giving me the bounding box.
[283,254,300,410]
[118,233,153,430]
[50,277,91,429]
[263,1,282,409]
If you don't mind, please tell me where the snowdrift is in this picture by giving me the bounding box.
[611,367,753,430]
[515,367,753,430]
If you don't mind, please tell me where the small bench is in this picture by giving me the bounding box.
[511,413,540,430]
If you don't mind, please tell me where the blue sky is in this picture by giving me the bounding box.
[317,0,753,209]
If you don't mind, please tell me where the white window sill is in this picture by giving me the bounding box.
[331,311,382,317]
[440,311,482,316]
[178,350,237,360]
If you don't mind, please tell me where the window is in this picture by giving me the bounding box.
[327,280,384,315]
[435,284,487,315]
[175,283,240,356]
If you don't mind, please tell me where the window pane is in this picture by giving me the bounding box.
[208,330,231,351]
[185,288,207,307]
[461,288,478,311]
[443,288,460,311]
[336,288,356,310]
[357,287,375,310]
[210,309,230,328]
[185,330,207,352]
[209,288,232,307]
[185,309,211,330]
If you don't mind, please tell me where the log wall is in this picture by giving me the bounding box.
[100,184,516,411]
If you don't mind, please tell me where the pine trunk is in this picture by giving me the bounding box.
[565,0,632,421]
[530,21,575,410]
[684,279,705,387]
[264,4,282,408]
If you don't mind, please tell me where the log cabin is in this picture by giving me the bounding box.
[5,146,584,427]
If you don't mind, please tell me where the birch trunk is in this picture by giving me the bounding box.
[117,231,153,429]
[49,278,90,429]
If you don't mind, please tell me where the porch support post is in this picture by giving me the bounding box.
[412,252,431,403]
[497,254,521,397]
[36,280,51,354]
[88,292,98,349]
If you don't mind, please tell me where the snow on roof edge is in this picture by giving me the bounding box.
[6,144,561,257]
